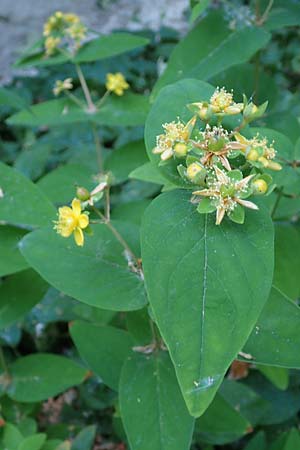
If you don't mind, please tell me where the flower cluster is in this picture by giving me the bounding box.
[43,11,87,56]
[105,73,129,96]
[53,78,73,96]
[152,87,282,225]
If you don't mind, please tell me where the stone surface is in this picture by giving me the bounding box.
[1,0,188,84]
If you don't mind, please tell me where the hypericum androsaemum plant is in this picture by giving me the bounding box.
[2,4,300,450]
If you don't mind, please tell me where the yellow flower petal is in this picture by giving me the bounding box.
[78,213,89,229]
[74,227,84,246]
[71,198,82,217]
[58,206,73,217]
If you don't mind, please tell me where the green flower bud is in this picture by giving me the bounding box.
[76,186,90,201]
[186,163,206,184]
[246,148,259,161]
[174,143,188,157]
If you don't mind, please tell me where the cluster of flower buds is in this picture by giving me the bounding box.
[152,87,282,225]
[53,78,73,96]
[43,11,87,56]
[105,73,129,96]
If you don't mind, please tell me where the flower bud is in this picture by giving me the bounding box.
[246,148,259,161]
[76,186,90,201]
[252,179,268,194]
[266,161,282,171]
[174,143,188,157]
[186,163,205,183]
[258,156,269,167]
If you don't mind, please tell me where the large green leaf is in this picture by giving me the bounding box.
[0,269,48,330]
[37,164,95,205]
[152,12,270,97]
[145,78,215,186]
[15,33,149,67]
[7,94,149,128]
[0,162,56,228]
[270,429,300,450]
[70,321,134,391]
[273,224,300,300]
[119,351,194,450]
[265,0,300,31]
[6,353,88,402]
[141,190,274,417]
[19,222,146,311]
[74,33,149,63]
[0,226,28,276]
[241,287,300,368]
[18,434,47,450]
[195,393,250,445]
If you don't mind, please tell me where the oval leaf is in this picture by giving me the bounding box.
[6,354,88,402]
[119,351,194,450]
[141,190,274,416]
[19,222,146,311]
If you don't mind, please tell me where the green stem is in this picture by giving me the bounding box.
[257,0,274,25]
[96,90,110,108]
[105,187,111,221]
[75,63,96,111]
[92,206,139,263]
[91,124,103,172]
[65,90,85,108]
[254,51,261,104]
[271,187,284,219]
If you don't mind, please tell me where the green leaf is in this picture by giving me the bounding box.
[0,87,28,110]
[257,365,289,391]
[7,94,149,128]
[228,203,245,224]
[37,164,95,205]
[111,200,152,226]
[270,429,300,450]
[19,222,147,311]
[141,190,274,417]
[190,0,211,23]
[3,423,24,449]
[104,141,148,185]
[0,162,56,228]
[244,432,266,450]
[0,226,28,276]
[145,78,215,187]
[152,12,270,97]
[18,434,47,450]
[74,33,149,63]
[119,351,194,450]
[273,224,300,300]
[195,393,250,444]
[0,269,48,330]
[197,198,216,214]
[7,354,88,402]
[70,322,134,391]
[71,426,96,450]
[242,287,300,368]
[265,1,300,31]
[129,162,167,185]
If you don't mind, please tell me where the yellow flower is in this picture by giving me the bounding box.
[210,87,243,115]
[53,78,73,96]
[54,198,89,246]
[153,117,196,161]
[105,73,129,96]
[45,36,61,56]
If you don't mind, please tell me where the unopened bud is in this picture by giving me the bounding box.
[76,186,90,201]
[258,156,269,167]
[266,161,282,171]
[186,163,205,183]
[174,143,188,157]
[246,148,259,161]
[252,179,268,194]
